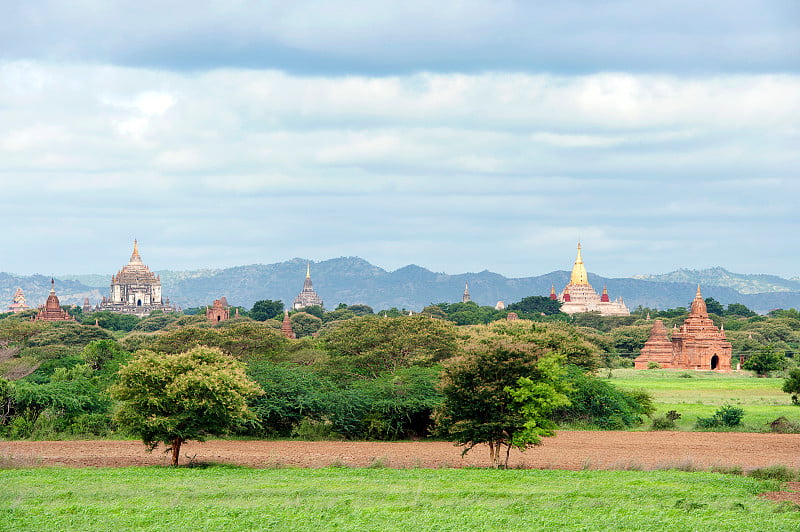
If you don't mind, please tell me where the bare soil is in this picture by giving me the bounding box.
[2,431,800,471]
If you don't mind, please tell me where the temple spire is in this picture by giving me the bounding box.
[306,262,311,279]
[129,239,142,264]
[462,282,471,303]
[569,242,589,285]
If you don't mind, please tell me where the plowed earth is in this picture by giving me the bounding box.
[3,431,800,470]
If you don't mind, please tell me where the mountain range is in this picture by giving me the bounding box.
[2,258,798,315]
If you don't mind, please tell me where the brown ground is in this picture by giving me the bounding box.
[2,431,800,471]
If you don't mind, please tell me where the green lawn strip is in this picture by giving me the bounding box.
[2,467,798,531]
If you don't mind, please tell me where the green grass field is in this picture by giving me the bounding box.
[2,466,798,531]
[605,369,800,431]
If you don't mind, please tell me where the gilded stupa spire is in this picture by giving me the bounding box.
[569,242,590,286]
[306,262,311,279]
[130,239,143,264]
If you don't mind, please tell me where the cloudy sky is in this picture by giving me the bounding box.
[1,1,798,279]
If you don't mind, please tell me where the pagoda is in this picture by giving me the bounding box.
[8,287,30,313]
[33,279,74,321]
[281,310,296,339]
[98,240,175,317]
[462,282,471,303]
[292,263,324,310]
[556,243,629,316]
[634,286,732,370]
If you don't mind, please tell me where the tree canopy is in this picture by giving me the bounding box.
[110,346,262,465]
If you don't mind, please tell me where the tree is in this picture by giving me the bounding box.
[507,296,562,317]
[81,339,125,371]
[301,305,324,319]
[436,347,570,468]
[704,297,725,316]
[726,303,756,318]
[110,346,262,466]
[321,316,460,379]
[250,300,284,321]
[782,368,800,404]
[290,312,323,338]
[742,344,787,377]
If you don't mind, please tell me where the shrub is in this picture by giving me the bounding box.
[554,366,654,429]
[647,361,661,370]
[768,416,800,434]
[651,410,681,430]
[748,465,798,482]
[695,404,745,429]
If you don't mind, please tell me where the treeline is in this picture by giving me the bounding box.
[0,312,652,442]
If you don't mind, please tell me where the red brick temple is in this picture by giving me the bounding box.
[33,280,74,322]
[281,310,296,339]
[635,286,732,371]
[206,296,231,323]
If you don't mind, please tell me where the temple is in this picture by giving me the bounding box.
[97,240,175,317]
[556,243,629,316]
[634,286,732,370]
[8,287,30,313]
[292,263,324,310]
[206,297,231,323]
[462,282,471,303]
[281,310,296,339]
[33,279,74,321]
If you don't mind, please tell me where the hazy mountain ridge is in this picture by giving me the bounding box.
[4,259,798,314]
[632,267,800,294]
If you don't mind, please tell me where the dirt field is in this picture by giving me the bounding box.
[3,431,800,471]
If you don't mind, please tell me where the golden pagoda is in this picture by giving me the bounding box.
[557,243,629,316]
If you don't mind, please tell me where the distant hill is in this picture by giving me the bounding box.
[632,267,800,294]
[1,258,796,315]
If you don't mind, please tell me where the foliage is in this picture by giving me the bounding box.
[742,345,787,376]
[81,339,126,371]
[651,410,681,430]
[704,297,725,316]
[250,300,284,321]
[436,332,570,468]
[607,324,651,356]
[133,314,179,332]
[695,404,745,429]
[301,305,324,319]
[782,368,800,404]
[506,296,563,317]
[290,312,323,338]
[110,346,263,465]
[83,311,141,332]
[346,304,374,316]
[144,322,287,359]
[26,321,113,347]
[433,301,502,325]
[322,316,460,379]
[554,367,654,429]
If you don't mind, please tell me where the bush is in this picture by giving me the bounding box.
[554,366,654,429]
[695,404,745,429]
[768,416,800,434]
[651,410,681,430]
[647,361,661,370]
[748,465,798,482]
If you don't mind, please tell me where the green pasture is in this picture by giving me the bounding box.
[2,466,797,531]
[605,369,799,431]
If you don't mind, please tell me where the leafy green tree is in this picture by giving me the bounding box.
[507,296,562,317]
[26,321,113,347]
[82,311,140,331]
[110,346,262,466]
[742,344,787,377]
[81,339,126,371]
[290,312,323,338]
[726,303,757,317]
[301,305,324,319]
[250,300,284,321]
[322,308,355,323]
[782,368,800,404]
[436,348,570,468]
[322,316,460,379]
[347,304,374,316]
[704,297,725,316]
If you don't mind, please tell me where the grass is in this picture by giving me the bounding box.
[2,466,799,531]
[603,368,800,431]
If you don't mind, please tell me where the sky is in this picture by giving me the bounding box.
[1,1,799,279]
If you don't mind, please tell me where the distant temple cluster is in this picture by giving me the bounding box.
[634,287,732,371]
[551,243,629,316]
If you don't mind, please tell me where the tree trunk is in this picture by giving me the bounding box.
[171,437,183,466]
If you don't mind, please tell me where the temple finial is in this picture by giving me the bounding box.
[130,239,142,263]
[306,262,311,279]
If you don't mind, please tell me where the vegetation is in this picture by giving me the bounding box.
[1,467,796,531]
[110,347,262,465]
